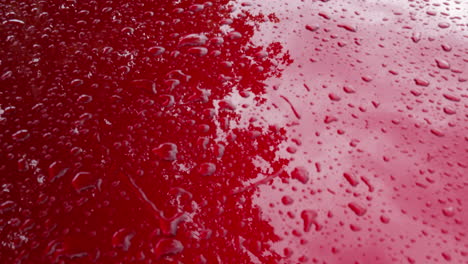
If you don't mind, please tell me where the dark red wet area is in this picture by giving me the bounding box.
[0,0,467,263]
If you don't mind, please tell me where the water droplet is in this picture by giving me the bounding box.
[343,86,355,93]
[12,129,30,141]
[438,22,450,29]
[343,172,359,187]
[301,210,318,232]
[414,78,429,87]
[155,238,184,259]
[70,79,84,87]
[160,213,188,235]
[441,44,452,52]
[189,4,205,12]
[291,167,309,184]
[112,228,135,251]
[435,58,450,69]
[227,31,242,40]
[152,143,178,161]
[178,34,208,47]
[443,107,456,115]
[348,202,366,216]
[337,24,356,32]
[0,200,16,213]
[443,94,460,102]
[324,115,338,124]
[411,32,421,43]
[77,94,93,104]
[349,223,361,231]
[72,172,97,192]
[441,252,452,261]
[197,162,216,176]
[48,161,68,181]
[187,47,208,57]
[442,206,455,217]
[305,24,320,32]
[148,46,165,56]
[281,195,294,205]
[328,93,341,101]
[380,215,390,224]
[430,129,445,137]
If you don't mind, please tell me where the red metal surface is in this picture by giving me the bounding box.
[0,0,467,263]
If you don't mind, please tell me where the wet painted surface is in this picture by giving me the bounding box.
[0,0,467,263]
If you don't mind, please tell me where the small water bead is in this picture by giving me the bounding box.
[380,215,390,224]
[442,206,455,217]
[305,24,320,32]
[281,195,294,205]
[438,22,450,29]
[70,79,84,87]
[414,78,430,87]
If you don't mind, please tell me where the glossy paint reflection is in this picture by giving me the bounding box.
[0,0,467,263]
